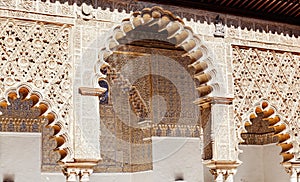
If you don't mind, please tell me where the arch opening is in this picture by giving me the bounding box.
[96,6,217,100]
[0,85,71,163]
[94,6,217,173]
[239,100,295,163]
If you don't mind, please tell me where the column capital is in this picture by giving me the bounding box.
[60,159,100,182]
[283,162,300,176]
[204,160,240,182]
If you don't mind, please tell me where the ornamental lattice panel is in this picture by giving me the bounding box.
[0,19,72,120]
[232,46,300,134]
[0,18,72,172]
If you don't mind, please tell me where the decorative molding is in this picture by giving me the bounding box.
[194,97,234,107]
[151,124,201,137]
[79,87,107,96]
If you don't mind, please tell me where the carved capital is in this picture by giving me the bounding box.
[204,160,240,182]
[60,159,100,182]
[283,162,300,179]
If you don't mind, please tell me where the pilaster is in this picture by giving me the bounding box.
[196,97,240,182]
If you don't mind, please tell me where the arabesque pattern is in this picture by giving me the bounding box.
[233,46,300,131]
[0,18,72,126]
[0,19,73,162]
[233,46,300,159]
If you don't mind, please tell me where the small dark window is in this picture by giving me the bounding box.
[99,80,109,104]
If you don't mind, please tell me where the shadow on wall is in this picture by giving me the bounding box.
[48,0,300,38]
[3,174,14,182]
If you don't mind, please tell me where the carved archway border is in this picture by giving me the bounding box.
[0,84,72,162]
[238,100,299,163]
[95,6,219,99]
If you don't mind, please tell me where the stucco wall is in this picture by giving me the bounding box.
[0,133,41,182]
[152,137,204,182]
[235,144,289,182]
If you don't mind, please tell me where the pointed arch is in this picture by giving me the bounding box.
[95,6,218,99]
[0,84,72,162]
[238,100,299,163]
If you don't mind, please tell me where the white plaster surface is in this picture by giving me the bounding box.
[263,144,289,182]
[152,137,204,182]
[235,144,289,182]
[41,173,65,182]
[0,132,41,182]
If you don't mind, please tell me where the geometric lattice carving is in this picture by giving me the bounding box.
[232,46,300,157]
[0,18,72,124]
[239,100,296,163]
[0,18,73,163]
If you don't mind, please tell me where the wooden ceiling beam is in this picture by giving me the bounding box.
[272,1,288,13]
[289,5,300,16]
[267,1,284,13]
[244,0,260,9]
[249,0,265,10]
[285,3,299,15]
[238,0,251,8]
[262,0,277,12]
[225,0,235,6]
[231,0,242,7]
[256,0,271,11]
[277,2,295,15]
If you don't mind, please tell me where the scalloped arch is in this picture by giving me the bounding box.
[0,84,72,162]
[95,6,217,99]
[238,100,299,163]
